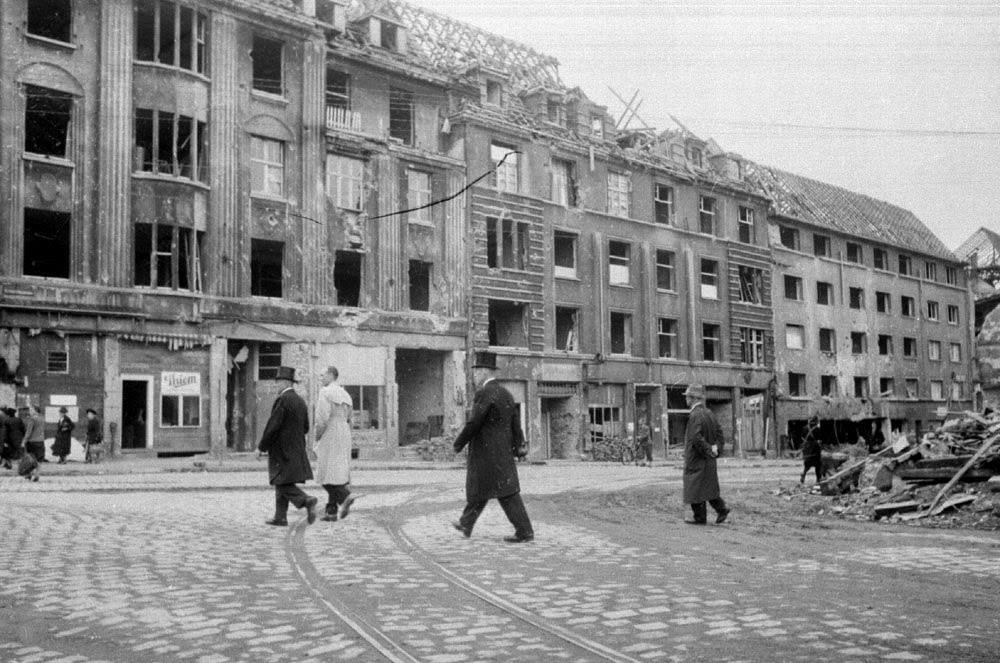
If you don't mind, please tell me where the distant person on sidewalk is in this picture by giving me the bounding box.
[452,352,534,543]
[313,366,356,522]
[682,384,730,525]
[84,408,104,463]
[23,406,46,463]
[637,417,653,466]
[800,416,824,485]
[53,407,74,464]
[1,406,22,469]
[257,366,318,527]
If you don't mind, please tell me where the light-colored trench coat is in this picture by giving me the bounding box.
[313,382,353,485]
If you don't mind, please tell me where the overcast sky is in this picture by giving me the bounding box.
[410,0,1000,251]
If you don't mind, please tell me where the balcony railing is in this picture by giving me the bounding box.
[326,106,363,132]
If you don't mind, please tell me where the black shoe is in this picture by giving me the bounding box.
[305,497,318,525]
[715,509,730,524]
[452,522,471,538]
[683,519,707,526]
[338,496,356,520]
[503,535,534,543]
[265,518,288,527]
[321,514,338,522]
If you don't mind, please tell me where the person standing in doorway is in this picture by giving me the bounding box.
[53,407,74,464]
[84,408,103,463]
[257,366,318,527]
[23,406,46,463]
[682,384,730,525]
[800,416,823,485]
[452,352,534,543]
[1,407,24,469]
[313,366,357,522]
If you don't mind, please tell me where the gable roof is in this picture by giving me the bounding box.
[744,162,956,262]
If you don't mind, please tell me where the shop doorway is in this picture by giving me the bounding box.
[396,349,445,446]
[121,376,153,450]
[540,396,576,459]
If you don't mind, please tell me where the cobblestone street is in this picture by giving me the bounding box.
[1,462,998,662]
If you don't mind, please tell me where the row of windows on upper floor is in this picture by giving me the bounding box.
[781,275,962,324]
[777,225,961,286]
[782,325,963,362]
[786,372,966,402]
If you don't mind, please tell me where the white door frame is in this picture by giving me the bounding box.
[121,374,154,450]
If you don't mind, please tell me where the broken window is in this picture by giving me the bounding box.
[553,231,577,279]
[379,21,399,50]
[854,377,869,398]
[817,281,833,305]
[849,287,865,309]
[851,332,867,355]
[654,184,674,225]
[846,242,863,264]
[927,300,939,320]
[27,0,72,43]
[876,291,891,313]
[898,254,912,276]
[485,80,502,106]
[928,340,941,361]
[257,342,282,379]
[700,259,718,299]
[325,69,350,111]
[821,375,837,397]
[488,300,527,347]
[327,154,364,211]
[343,385,381,430]
[609,312,632,355]
[819,327,835,353]
[250,238,283,298]
[945,266,958,285]
[813,233,831,257]
[251,34,283,95]
[878,334,893,356]
[788,373,806,397]
[492,217,529,270]
[880,378,895,397]
[903,337,917,358]
[657,250,676,291]
[334,250,362,306]
[23,208,70,278]
[491,143,519,192]
[133,222,203,290]
[905,378,919,398]
[389,87,413,145]
[135,1,207,73]
[786,325,805,350]
[607,172,630,218]
[134,109,206,181]
[24,85,73,158]
[657,318,677,358]
[947,305,959,324]
[740,328,766,366]
[250,136,284,197]
[698,196,716,235]
[738,266,764,303]
[901,295,915,317]
[779,226,799,250]
[588,406,621,448]
[590,115,604,138]
[546,99,565,126]
[873,248,888,270]
[608,241,630,286]
[406,170,432,225]
[702,323,721,361]
[408,260,431,311]
[930,380,944,400]
[555,307,578,351]
[551,159,576,207]
[486,217,499,268]
[738,206,754,243]
[784,275,803,301]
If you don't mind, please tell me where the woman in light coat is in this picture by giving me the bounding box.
[314,366,355,522]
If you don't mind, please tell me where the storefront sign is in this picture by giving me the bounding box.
[161,372,200,395]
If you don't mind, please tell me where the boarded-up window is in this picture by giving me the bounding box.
[257,342,282,380]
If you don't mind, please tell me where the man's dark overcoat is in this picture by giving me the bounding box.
[682,403,722,504]
[453,380,525,502]
[258,387,313,486]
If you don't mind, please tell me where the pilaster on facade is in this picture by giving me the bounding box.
[300,37,331,304]
[375,153,402,310]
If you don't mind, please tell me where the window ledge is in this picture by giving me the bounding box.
[407,220,434,228]
[554,274,580,282]
[250,194,289,205]
[25,32,77,50]
[251,90,289,105]
[657,289,678,295]
[609,282,633,289]
[133,60,210,83]
[132,172,210,191]
[23,153,75,168]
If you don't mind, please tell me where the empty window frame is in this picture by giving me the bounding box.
[876,291,891,313]
[788,372,806,397]
[491,143,518,193]
[555,307,578,351]
[816,281,833,305]
[740,327,766,366]
[928,340,941,361]
[657,318,678,358]
[257,342,282,379]
[133,222,203,290]
[784,275,803,301]
[846,242,863,264]
[608,241,631,286]
[492,217,529,270]
[607,172,630,217]
[161,392,200,427]
[250,136,284,197]
[821,375,838,397]
[134,109,206,181]
[700,259,719,299]
[698,196,716,235]
[408,260,431,311]
[779,226,799,250]
[898,254,912,276]
[738,266,764,304]
[27,0,73,43]
[344,385,382,430]
[24,85,73,158]
[903,337,917,358]
[250,238,283,297]
[924,261,937,281]
[251,34,283,95]
[654,184,674,225]
[550,159,576,206]
[23,208,71,278]
[406,169,432,224]
[901,296,916,317]
[334,250,362,306]
[485,80,502,106]
[785,324,805,350]
[553,230,577,279]
[590,115,604,138]
[930,380,944,400]
[702,323,721,361]
[880,378,895,397]
[730,206,754,244]
[950,343,962,362]
[849,287,865,309]
[905,378,919,398]
[546,99,565,127]
[851,331,867,355]
[813,234,831,257]
[327,154,364,211]
[877,334,893,356]
[819,327,836,354]
[854,376,869,398]
[325,69,350,110]
[945,266,958,285]
[656,250,676,291]
[588,406,621,447]
[609,312,632,355]
[947,305,959,325]
[135,0,207,74]
[388,87,414,144]
[488,300,527,347]
[951,381,964,400]
[926,300,939,320]
[873,248,888,270]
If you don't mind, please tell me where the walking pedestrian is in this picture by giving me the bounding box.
[682,384,730,525]
[800,416,823,485]
[257,366,318,527]
[6,407,25,457]
[84,408,104,463]
[313,366,356,522]
[452,352,534,543]
[52,406,74,464]
[23,406,46,463]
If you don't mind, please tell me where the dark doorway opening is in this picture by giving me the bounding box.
[121,380,148,449]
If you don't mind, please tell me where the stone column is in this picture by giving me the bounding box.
[1,92,25,276]
[300,37,330,304]
[208,337,228,458]
[102,336,122,457]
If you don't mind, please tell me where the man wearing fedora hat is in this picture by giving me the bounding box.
[682,384,730,525]
[452,352,534,543]
[257,366,318,526]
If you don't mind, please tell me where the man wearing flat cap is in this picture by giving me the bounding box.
[257,366,318,526]
[682,384,730,525]
[452,352,534,543]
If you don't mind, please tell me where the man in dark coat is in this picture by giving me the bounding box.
[800,416,823,485]
[257,366,318,527]
[452,352,533,543]
[682,384,730,525]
